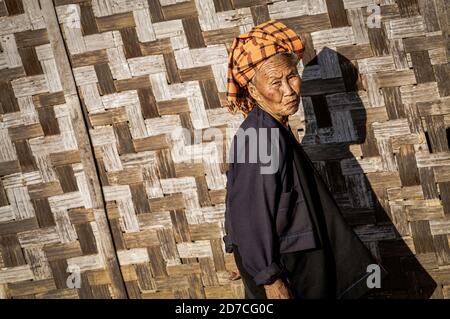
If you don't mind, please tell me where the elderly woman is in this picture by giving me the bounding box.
[223,20,387,299]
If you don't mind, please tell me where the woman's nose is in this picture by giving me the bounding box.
[282,78,295,95]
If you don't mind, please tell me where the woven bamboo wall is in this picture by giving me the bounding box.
[52,0,245,298]
[0,0,126,298]
[0,0,449,299]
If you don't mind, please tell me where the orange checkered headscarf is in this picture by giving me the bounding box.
[226,19,305,117]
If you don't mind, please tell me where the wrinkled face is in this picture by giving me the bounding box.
[247,53,301,117]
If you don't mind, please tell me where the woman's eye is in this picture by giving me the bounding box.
[272,81,281,85]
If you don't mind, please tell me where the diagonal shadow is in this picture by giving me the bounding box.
[295,47,437,298]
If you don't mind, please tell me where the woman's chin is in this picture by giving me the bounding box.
[284,103,299,116]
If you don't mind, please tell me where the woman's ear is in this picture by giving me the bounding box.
[247,80,259,102]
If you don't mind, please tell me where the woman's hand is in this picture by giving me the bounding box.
[264,278,292,299]
[228,269,241,280]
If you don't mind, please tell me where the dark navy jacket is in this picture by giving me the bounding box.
[223,105,318,286]
[223,106,388,298]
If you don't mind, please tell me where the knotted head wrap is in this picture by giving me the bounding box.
[226,19,305,117]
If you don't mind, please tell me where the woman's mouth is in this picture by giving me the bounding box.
[285,99,298,106]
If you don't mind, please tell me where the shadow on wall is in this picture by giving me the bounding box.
[297,47,437,298]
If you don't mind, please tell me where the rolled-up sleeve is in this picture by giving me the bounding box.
[228,126,287,286]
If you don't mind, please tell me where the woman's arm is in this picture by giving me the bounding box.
[228,126,289,288]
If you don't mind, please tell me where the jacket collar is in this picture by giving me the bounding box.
[251,104,297,140]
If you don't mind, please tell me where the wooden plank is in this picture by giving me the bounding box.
[139,38,172,55]
[189,223,221,241]
[80,1,98,36]
[37,106,60,136]
[433,63,450,97]
[35,91,66,107]
[182,16,205,49]
[281,14,332,34]
[109,218,125,251]
[4,0,24,15]
[130,184,151,215]
[200,79,221,109]
[250,4,270,26]
[44,242,83,261]
[410,220,435,254]
[397,0,420,17]
[397,144,420,186]
[403,35,446,52]
[14,140,38,173]
[75,223,98,254]
[8,124,44,141]
[179,66,214,82]
[147,246,168,277]
[133,135,168,152]
[91,284,112,298]
[156,98,189,115]
[161,1,198,20]
[71,49,109,68]
[203,27,240,46]
[123,229,158,249]
[0,160,21,176]
[410,50,435,83]
[135,263,155,291]
[232,0,267,9]
[199,257,219,287]
[15,29,49,47]
[113,122,136,154]
[8,279,56,297]
[0,234,26,267]
[0,0,7,16]
[115,76,151,92]
[337,43,373,60]
[89,108,128,127]
[48,259,68,289]
[326,0,348,27]
[376,70,417,88]
[120,27,142,59]
[106,168,143,185]
[96,12,136,32]
[50,150,82,166]
[382,87,405,120]
[213,0,233,12]
[28,182,64,200]
[424,115,448,153]
[174,163,206,178]
[68,208,95,225]
[439,182,450,215]
[433,234,450,265]
[163,52,181,84]
[0,81,20,113]
[0,218,39,236]
[170,210,191,243]
[94,63,116,95]
[136,87,159,119]
[18,47,43,76]
[55,165,78,193]
[32,198,56,227]
[149,193,185,212]
[368,27,389,56]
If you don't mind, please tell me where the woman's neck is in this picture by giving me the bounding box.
[258,104,289,128]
